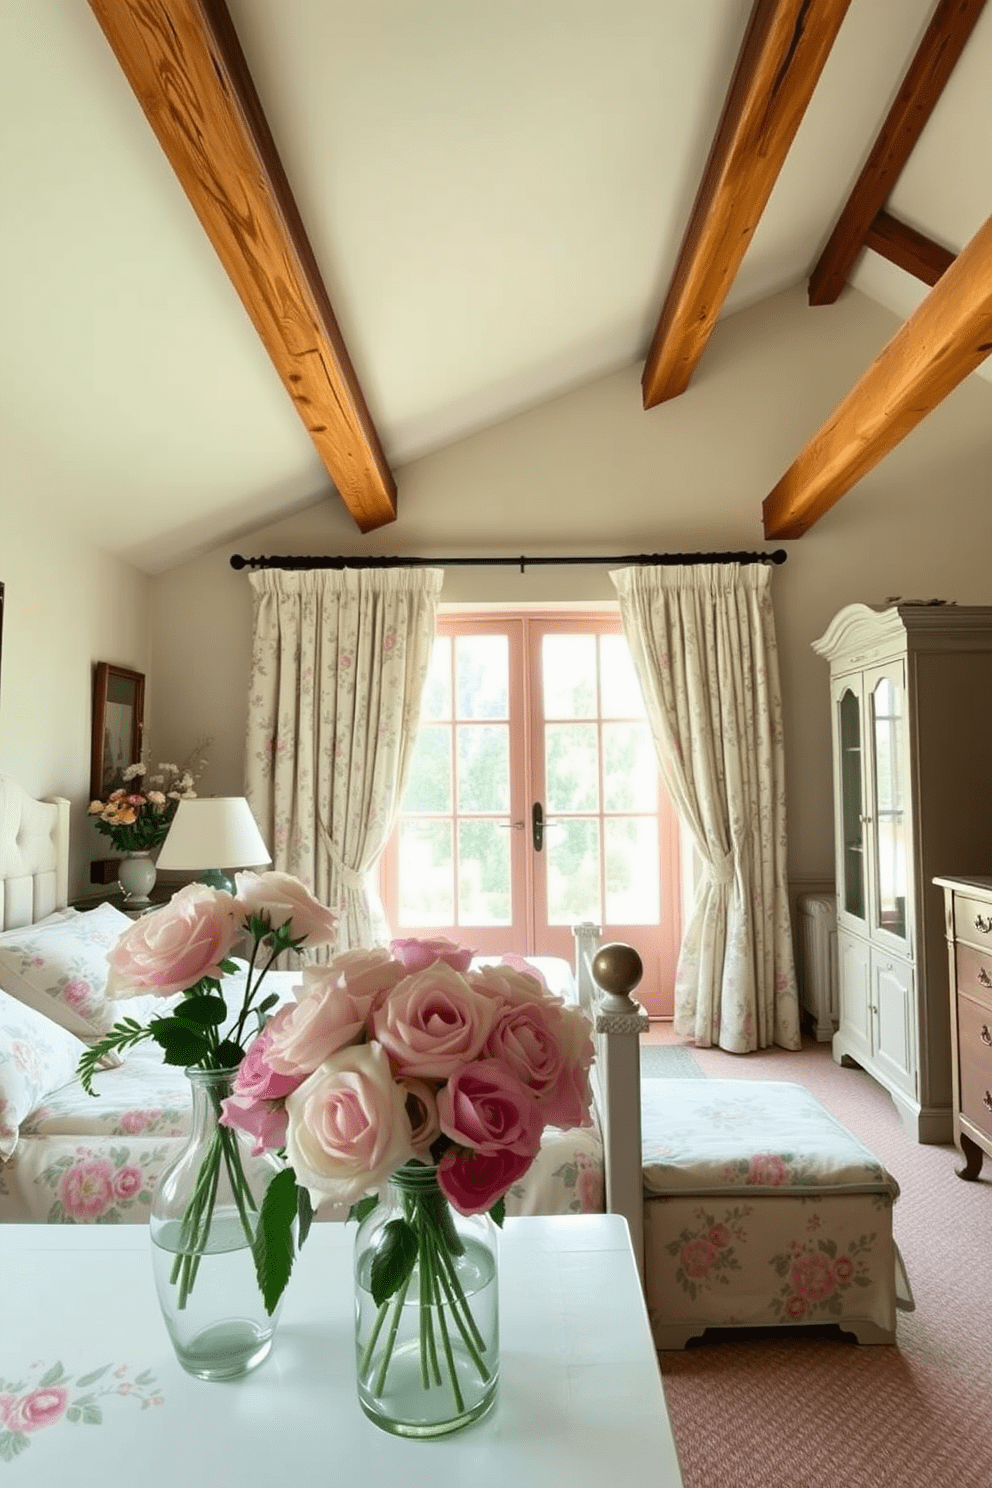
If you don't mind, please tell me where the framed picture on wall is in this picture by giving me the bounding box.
[91,662,145,800]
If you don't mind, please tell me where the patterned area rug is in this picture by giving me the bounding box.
[640,1042,705,1079]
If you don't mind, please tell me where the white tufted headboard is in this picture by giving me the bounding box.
[0,775,70,929]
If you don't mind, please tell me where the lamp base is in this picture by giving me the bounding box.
[198,869,235,894]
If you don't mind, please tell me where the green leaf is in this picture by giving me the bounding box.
[297,1185,314,1250]
[75,1365,111,1388]
[215,1039,245,1067]
[488,1197,506,1229]
[348,1194,380,1225]
[370,1219,418,1308]
[150,1020,209,1067]
[251,1169,299,1315]
[37,1361,67,1388]
[77,1022,154,1095]
[257,993,279,1016]
[174,995,228,1027]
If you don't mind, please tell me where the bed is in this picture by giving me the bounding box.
[0,775,643,1237]
[0,775,911,1351]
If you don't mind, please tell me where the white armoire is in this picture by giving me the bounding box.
[813,604,992,1143]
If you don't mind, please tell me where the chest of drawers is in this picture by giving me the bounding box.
[934,876,992,1180]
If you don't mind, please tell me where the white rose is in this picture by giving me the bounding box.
[285,1042,414,1205]
[233,870,338,948]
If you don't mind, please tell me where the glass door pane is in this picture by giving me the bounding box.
[871,674,907,941]
[838,687,865,922]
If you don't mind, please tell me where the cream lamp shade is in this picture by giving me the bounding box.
[157,797,271,881]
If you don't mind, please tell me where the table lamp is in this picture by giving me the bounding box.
[156,796,271,893]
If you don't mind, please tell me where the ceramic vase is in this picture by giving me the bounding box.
[117,850,156,907]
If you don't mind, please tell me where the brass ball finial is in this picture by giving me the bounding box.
[591,942,643,1000]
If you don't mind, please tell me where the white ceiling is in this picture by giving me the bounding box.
[1,0,989,573]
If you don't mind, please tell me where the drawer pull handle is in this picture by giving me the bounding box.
[975,913,992,934]
[981,1026,992,1047]
[979,968,992,989]
[984,1092,992,1113]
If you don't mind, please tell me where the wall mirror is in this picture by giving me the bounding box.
[91,662,145,800]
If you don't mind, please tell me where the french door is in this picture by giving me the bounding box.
[380,612,681,1017]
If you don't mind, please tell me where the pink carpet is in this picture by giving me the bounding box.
[647,1029,992,1488]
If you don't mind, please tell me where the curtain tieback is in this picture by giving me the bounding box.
[705,850,735,887]
[318,821,365,888]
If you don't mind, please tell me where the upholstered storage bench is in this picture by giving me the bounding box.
[640,1080,914,1350]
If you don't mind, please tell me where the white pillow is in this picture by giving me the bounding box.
[0,901,162,1047]
[0,987,87,1160]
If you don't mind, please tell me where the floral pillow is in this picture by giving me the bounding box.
[0,902,164,1050]
[0,988,87,1159]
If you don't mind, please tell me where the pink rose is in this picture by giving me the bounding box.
[437,1147,533,1215]
[542,1003,595,1130]
[106,884,241,999]
[680,1237,718,1279]
[708,1224,732,1249]
[399,1077,442,1160]
[468,962,550,1009]
[232,1019,303,1098]
[4,1387,70,1434]
[389,937,476,974]
[499,955,550,992]
[220,1092,289,1155]
[310,947,407,1007]
[58,1157,115,1219]
[284,1042,414,1205]
[437,1060,543,1157]
[372,963,497,1079]
[0,1394,16,1427]
[483,999,566,1103]
[785,1294,808,1320]
[746,1153,790,1187]
[119,1109,154,1134]
[264,957,397,1076]
[112,1166,143,1201]
[790,1252,836,1302]
[234,871,338,949]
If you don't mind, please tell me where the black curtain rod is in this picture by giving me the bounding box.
[230,548,787,574]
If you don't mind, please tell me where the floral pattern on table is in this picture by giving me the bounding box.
[0,1360,162,1461]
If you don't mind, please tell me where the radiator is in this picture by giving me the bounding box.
[796,891,838,1042]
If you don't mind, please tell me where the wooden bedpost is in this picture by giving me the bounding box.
[573,925,648,1284]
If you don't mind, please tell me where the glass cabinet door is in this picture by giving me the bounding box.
[869,670,908,942]
[837,684,866,923]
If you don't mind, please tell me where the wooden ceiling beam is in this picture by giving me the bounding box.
[763,210,992,540]
[864,210,956,286]
[641,0,853,410]
[808,0,987,305]
[87,0,397,532]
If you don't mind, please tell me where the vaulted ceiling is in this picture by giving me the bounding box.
[1,0,989,572]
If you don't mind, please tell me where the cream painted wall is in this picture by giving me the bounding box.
[0,527,150,899]
[149,285,992,887]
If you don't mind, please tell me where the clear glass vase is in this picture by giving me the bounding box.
[354,1162,499,1438]
[150,1066,286,1381]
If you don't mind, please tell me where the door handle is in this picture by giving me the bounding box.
[532,801,544,852]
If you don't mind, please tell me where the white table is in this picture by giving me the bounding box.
[0,1215,683,1486]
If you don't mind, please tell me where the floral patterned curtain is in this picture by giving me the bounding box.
[610,563,800,1052]
[245,567,442,952]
